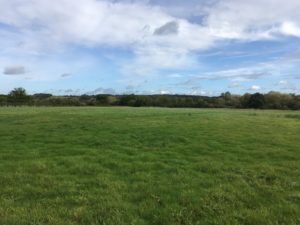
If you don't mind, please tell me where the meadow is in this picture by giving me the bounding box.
[0,107,299,225]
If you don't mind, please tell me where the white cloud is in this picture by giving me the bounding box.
[278,80,288,85]
[281,21,300,37]
[277,80,298,91]
[159,89,171,95]
[0,0,170,47]
[250,85,261,91]
[205,0,300,40]
[124,46,198,76]
[1,0,300,79]
[0,0,215,77]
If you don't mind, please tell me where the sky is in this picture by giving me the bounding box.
[0,0,300,96]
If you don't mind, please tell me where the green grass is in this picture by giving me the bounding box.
[0,107,299,225]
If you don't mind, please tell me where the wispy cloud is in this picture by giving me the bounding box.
[276,80,299,91]
[228,82,243,89]
[60,73,72,78]
[85,87,117,95]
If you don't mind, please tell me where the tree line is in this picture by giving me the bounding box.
[0,87,300,109]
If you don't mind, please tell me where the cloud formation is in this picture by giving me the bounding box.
[0,0,300,94]
[85,87,117,95]
[154,21,179,35]
[1,0,299,76]
[249,85,262,91]
[3,66,26,75]
[277,80,298,91]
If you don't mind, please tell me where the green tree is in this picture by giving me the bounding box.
[248,93,265,109]
[7,88,30,106]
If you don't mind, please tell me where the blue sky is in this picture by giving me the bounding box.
[0,0,300,95]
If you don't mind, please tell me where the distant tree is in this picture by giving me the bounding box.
[220,92,240,108]
[247,93,265,109]
[0,95,7,106]
[94,95,118,106]
[79,95,95,106]
[240,93,251,108]
[96,95,110,105]
[119,95,137,106]
[7,88,30,106]
[33,93,52,99]
[221,92,232,101]
[1,88,299,109]
[155,95,172,107]
[195,98,207,108]
[293,95,300,110]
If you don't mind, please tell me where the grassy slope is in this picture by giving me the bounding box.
[0,107,299,225]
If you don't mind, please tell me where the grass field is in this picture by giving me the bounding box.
[0,107,299,225]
